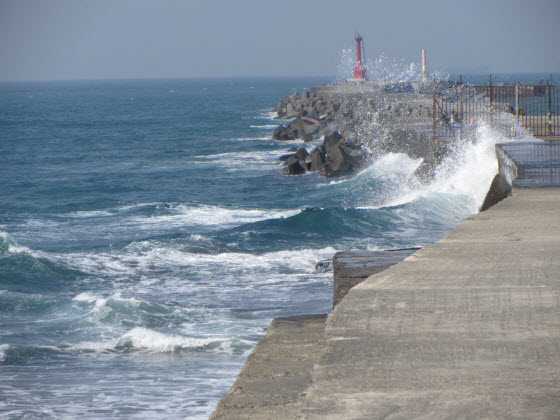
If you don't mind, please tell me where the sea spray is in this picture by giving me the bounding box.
[336,49,449,83]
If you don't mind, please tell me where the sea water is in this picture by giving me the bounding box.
[0,76,513,418]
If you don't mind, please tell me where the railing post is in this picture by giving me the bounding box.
[433,87,437,143]
[548,84,553,135]
[460,86,464,141]
[515,84,519,118]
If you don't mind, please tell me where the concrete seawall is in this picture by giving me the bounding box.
[211,188,560,419]
[302,187,560,418]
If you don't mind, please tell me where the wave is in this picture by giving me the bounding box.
[325,123,515,213]
[72,291,178,319]
[0,231,85,293]
[126,204,301,230]
[66,327,225,353]
[0,290,59,314]
[424,124,516,207]
[55,243,337,281]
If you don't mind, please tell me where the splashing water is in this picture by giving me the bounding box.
[357,120,525,214]
[336,49,450,82]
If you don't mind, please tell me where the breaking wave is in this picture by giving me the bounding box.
[66,327,224,353]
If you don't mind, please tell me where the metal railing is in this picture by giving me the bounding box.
[433,84,560,140]
[497,141,560,187]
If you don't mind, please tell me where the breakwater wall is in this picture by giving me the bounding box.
[211,182,560,420]
[273,81,444,179]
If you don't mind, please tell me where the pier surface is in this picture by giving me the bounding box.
[211,188,560,419]
[302,187,560,418]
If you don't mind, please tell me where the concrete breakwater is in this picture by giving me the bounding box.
[273,81,443,179]
[211,186,560,419]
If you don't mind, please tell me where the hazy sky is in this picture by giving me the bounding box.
[1,0,558,81]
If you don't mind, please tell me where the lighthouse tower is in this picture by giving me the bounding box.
[353,34,366,79]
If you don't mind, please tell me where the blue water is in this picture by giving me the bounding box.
[0,77,485,419]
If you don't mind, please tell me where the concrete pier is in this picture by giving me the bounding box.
[210,188,560,419]
[302,188,560,419]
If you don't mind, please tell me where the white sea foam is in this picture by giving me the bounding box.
[357,123,520,212]
[56,242,336,282]
[370,153,423,178]
[128,205,300,229]
[194,150,280,168]
[0,344,9,361]
[66,210,113,218]
[60,202,163,219]
[0,230,11,242]
[255,111,279,120]
[249,124,278,129]
[426,125,517,205]
[7,243,36,256]
[226,137,271,142]
[68,328,222,353]
[188,233,210,242]
[72,292,100,304]
[118,327,221,352]
[120,245,338,276]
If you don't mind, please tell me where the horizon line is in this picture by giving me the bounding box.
[1,71,559,85]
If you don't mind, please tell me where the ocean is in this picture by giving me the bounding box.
[0,76,519,418]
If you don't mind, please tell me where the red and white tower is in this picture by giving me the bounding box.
[353,34,366,79]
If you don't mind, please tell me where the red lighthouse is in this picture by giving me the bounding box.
[353,34,366,79]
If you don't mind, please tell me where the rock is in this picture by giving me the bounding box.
[288,147,298,153]
[319,132,366,177]
[273,124,292,140]
[309,147,325,172]
[315,260,331,272]
[323,131,344,149]
[282,156,306,175]
[273,117,321,141]
[296,148,309,161]
[480,173,512,211]
[321,145,347,177]
[279,153,297,162]
[284,103,298,119]
[288,90,299,102]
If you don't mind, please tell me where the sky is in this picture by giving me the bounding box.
[0,0,559,81]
